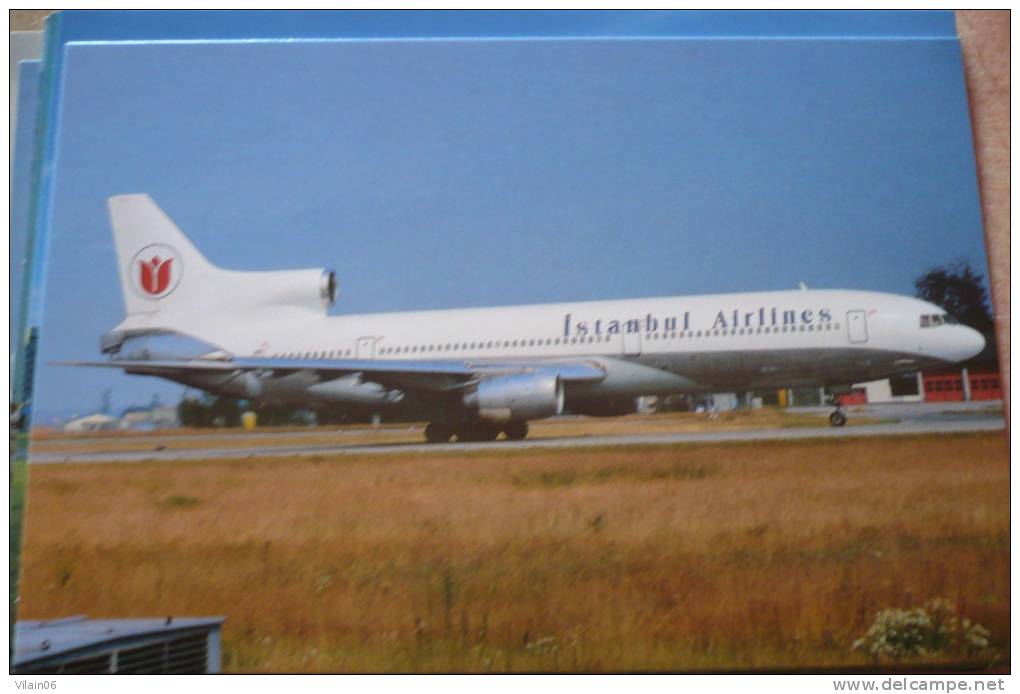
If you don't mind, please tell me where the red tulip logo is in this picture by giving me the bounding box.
[130,244,181,299]
[139,256,173,295]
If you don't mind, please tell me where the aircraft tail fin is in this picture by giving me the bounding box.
[109,194,217,319]
[107,194,335,346]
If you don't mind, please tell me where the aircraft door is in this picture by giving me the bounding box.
[356,336,376,359]
[622,331,642,357]
[846,310,868,344]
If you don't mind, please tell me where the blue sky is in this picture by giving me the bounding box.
[28,33,986,420]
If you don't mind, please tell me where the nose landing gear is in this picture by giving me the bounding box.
[828,395,847,427]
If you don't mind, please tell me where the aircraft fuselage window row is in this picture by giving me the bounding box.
[267,321,844,360]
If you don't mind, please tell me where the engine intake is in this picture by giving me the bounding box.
[320,270,339,307]
[464,372,564,422]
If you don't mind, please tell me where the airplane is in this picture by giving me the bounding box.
[61,194,986,442]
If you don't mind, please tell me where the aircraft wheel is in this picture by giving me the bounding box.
[829,411,847,428]
[502,421,529,441]
[424,422,453,443]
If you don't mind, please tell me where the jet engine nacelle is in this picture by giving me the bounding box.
[307,373,403,406]
[247,268,338,312]
[169,369,265,400]
[464,372,564,421]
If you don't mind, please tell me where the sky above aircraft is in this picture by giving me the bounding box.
[26,28,987,419]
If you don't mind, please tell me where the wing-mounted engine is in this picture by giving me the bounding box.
[307,373,403,406]
[463,372,564,421]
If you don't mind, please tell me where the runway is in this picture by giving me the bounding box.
[30,406,1005,464]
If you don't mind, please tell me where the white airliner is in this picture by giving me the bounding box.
[64,194,985,442]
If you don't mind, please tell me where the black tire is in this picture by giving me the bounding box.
[424,422,453,443]
[502,421,529,441]
[829,411,847,428]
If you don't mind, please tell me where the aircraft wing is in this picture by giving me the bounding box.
[56,356,607,392]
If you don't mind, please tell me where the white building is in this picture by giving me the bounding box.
[853,373,925,404]
[62,413,118,432]
[119,404,180,430]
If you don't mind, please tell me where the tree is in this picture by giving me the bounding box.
[178,395,211,427]
[177,393,242,427]
[914,261,995,335]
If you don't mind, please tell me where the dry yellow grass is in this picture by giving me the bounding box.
[17,432,1008,672]
[29,429,423,454]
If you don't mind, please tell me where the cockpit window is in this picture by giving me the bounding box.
[920,313,958,328]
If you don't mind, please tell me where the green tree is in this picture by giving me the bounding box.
[914,261,995,335]
[177,394,242,427]
[177,396,211,427]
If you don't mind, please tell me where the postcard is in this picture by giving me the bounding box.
[12,10,1006,675]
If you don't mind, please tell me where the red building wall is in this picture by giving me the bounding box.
[841,388,868,405]
[967,372,1004,401]
[923,374,966,402]
[922,371,1002,402]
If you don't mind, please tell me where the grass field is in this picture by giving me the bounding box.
[17,432,1008,672]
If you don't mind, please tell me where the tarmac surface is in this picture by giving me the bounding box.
[29,402,1005,465]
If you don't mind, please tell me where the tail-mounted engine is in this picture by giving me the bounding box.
[248,268,338,312]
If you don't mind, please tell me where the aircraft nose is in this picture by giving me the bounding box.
[955,325,986,362]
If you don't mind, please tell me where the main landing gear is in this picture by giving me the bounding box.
[828,396,847,428]
[424,421,529,443]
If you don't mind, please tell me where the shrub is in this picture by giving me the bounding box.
[852,598,992,661]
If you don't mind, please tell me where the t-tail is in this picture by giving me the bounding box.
[105,194,338,350]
